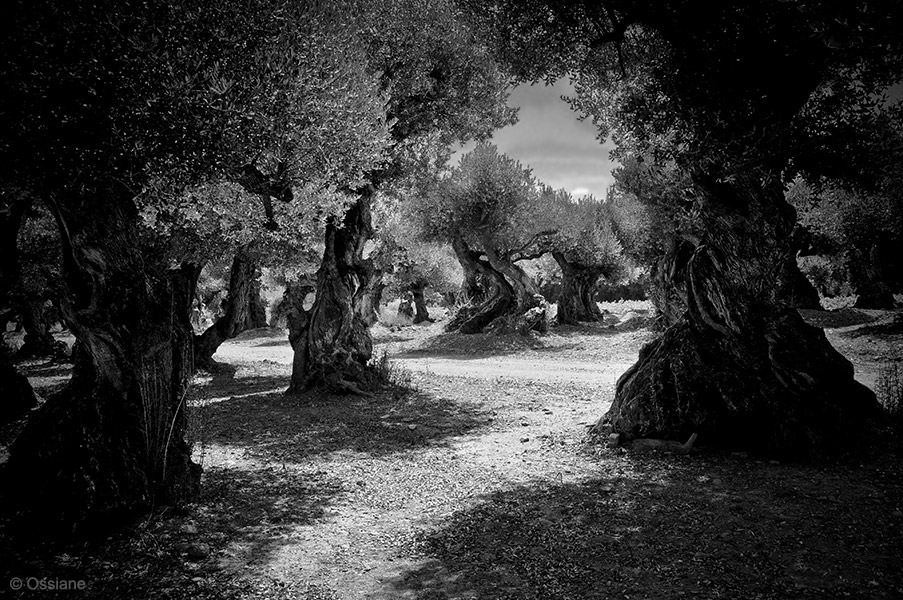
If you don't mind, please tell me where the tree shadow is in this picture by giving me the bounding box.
[0,462,344,600]
[393,332,549,359]
[836,312,903,338]
[191,380,489,464]
[388,454,903,600]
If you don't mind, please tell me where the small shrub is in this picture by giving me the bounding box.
[370,349,412,388]
[876,363,903,424]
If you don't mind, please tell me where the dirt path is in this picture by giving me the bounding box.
[2,308,902,600]
[183,316,903,599]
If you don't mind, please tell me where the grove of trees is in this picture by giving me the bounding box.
[461,0,902,458]
[1,0,900,536]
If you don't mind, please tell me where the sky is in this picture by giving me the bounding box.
[453,78,619,200]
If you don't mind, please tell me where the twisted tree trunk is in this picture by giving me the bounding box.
[0,351,35,425]
[193,246,266,368]
[410,282,432,324]
[6,195,200,534]
[852,244,894,309]
[0,195,37,423]
[482,246,544,312]
[775,224,821,310]
[354,264,384,327]
[648,239,694,329]
[775,251,822,310]
[286,190,375,394]
[16,298,58,359]
[552,251,604,325]
[598,170,880,460]
[446,238,513,334]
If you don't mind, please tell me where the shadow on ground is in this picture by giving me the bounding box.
[387,453,903,600]
[0,463,344,600]
[190,374,489,463]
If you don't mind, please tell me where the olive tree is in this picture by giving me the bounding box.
[461,0,902,458]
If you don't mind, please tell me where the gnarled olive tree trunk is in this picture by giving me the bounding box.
[552,251,604,325]
[286,191,374,394]
[0,351,35,425]
[775,251,822,310]
[410,281,432,324]
[6,195,200,533]
[446,238,514,334]
[0,195,37,422]
[648,238,694,329]
[354,264,384,327]
[598,171,880,460]
[193,246,266,368]
[482,246,545,313]
[852,244,895,309]
[775,224,821,310]
[16,298,58,359]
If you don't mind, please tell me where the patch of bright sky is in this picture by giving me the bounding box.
[452,78,619,200]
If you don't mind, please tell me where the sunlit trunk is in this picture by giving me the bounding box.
[193,246,266,368]
[410,282,432,324]
[446,238,513,334]
[286,191,374,393]
[552,251,604,325]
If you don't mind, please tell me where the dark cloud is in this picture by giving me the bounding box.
[453,79,618,199]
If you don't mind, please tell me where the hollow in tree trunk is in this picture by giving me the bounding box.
[597,170,881,460]
[354,264,384,327]
[284,275,316,394]
[482,246,545,313]
[286,191,375,394]
[5,196,200,534]
[446,238,514,334]
[193,246,266,369]
[552,251,604,325]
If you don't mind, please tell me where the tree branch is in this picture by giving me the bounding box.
[508,229,558,262]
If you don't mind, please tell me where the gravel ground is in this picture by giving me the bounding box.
[1,303,901,600]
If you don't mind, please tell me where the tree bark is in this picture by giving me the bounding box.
[852,244,895,309]
[552,251,604,325]
[598,171,881,460]
[446,238,514,334]
[286,191,375,394]
[284,275,316,394]
[0,195,37,422]
[775,251,822,310]
[775,223,821,310]
[16,298,58,359]
[410,282,432,324]
[0,350,36,425]
[193,246,266,368]
[6,196,200,534]
[482,246,544,312]
[460,262,484,302]
[648,239,694,329]
[354,265,384,327]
